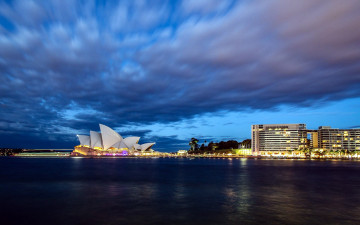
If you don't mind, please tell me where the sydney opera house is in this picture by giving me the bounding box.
[72,124,155,156]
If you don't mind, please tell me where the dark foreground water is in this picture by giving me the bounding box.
[1,158,360,225]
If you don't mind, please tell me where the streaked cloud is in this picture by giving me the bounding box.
[0,0,359,150]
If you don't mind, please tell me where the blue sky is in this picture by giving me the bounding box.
[0,0,360,151]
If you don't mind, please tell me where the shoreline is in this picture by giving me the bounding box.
[7,155,360,160]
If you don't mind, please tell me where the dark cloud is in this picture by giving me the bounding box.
[0,0,360,150]
[146,135,189,152]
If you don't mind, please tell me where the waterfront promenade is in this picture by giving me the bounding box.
[13,153,360,160]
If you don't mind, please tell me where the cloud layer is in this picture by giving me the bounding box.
[1,0,360,149]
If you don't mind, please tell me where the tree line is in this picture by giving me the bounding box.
[290,148,360,158]
[0,148,23,156]
[188,138,251,154]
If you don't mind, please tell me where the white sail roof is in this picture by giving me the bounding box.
[140,143,155,151]
[112,141,128,149]
[77,135,90,146]
[123,137,140,148]
[90,131,103,149]
[133,144,141,150]
[75,124,156,152]
[100,124,123,150]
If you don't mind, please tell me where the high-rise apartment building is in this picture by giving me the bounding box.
[313,126,360,151]
[251,124,360,155]
[251,124,308,155]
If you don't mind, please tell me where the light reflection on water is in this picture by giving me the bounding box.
[1,158,360,225]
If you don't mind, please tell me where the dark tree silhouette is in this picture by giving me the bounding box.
[189,138,199,151]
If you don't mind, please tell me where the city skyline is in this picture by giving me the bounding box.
[1,0,360,151]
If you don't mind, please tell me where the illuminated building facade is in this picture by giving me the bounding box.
[252,124,308,155]
[72,124,155,156]
[252,124,360,156]
[313,126,360,151]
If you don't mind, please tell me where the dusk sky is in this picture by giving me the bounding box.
[1,0,360,151]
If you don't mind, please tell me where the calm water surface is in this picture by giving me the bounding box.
[1,157,360,225]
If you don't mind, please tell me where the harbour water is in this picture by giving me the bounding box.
[1,157,360,225]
